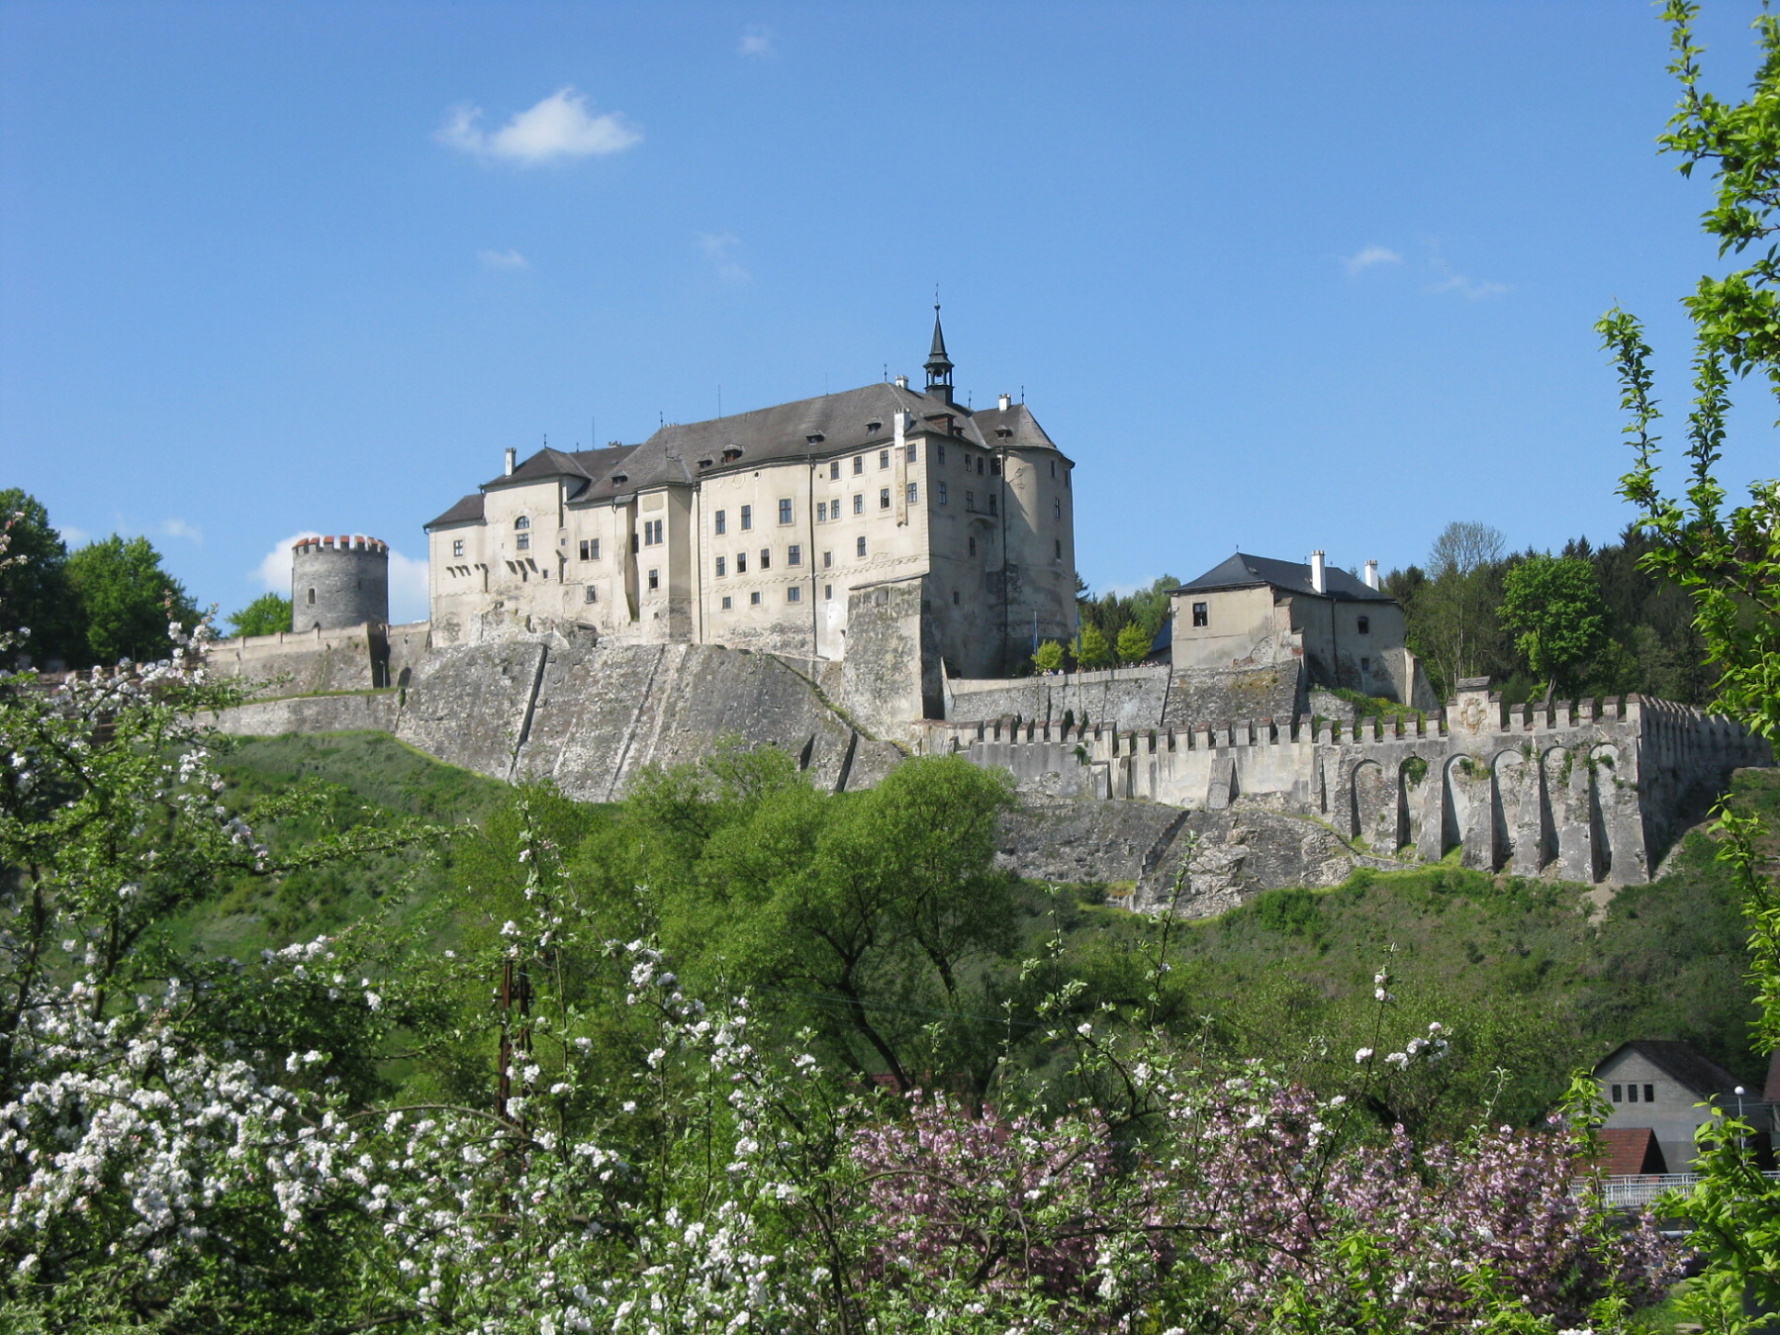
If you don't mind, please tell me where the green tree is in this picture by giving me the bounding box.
[1033,639,1065,672]
[1597,6,1780,1327]
[65,534,197,665]
[1411,521,1509,697]
[1499,555,1609,700]
[226,591,291,638]
[1116,622,1152,664]
[0,489,80,665]
[1073,621,1114,670]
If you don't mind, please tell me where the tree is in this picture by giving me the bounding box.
[65,534,197,665]
[1073,621,1114,670]
[0,490,79,665]
[1597,6,1780,1328]
[1499,555,1609,700]
[1412,522,1509,696]
[1116,622,1152,664]
[1033,639,1065,672]
[226,592,291,638]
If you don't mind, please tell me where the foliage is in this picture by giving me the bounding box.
[0,490,79,667]
[1075,572,1177,651]
[1501,555,1611,699]
[64,533,198,667]
[1072,620,1113,671]
[1115,621,1152,664]
[1032,639,1065,672]
[225,591,291,638]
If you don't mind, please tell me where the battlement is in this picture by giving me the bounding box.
[293,534,389,555]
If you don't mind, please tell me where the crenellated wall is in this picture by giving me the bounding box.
[921,681,1773,887]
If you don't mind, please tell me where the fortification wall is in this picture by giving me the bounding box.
[207,623,384,694]
[1161,662,1305,731]
[944,664,1170,729]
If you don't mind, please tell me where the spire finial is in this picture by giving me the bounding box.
[924,301,954,404]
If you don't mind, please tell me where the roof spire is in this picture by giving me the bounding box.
[923,302,955,405]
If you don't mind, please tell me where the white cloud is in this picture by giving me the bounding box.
[479,248,530,270]
[161,518,202,542]
[1343,245,1401,276]
[697,231,750,285]
[738,26,773,56]
[437,87,641,166]
[57,524,89,548]
[253,532,429,624]
[1425,268,1508,300]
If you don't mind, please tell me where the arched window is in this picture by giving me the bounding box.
[515,515,531,551]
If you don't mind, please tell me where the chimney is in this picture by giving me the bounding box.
[998,392,1012,411]
[504,447,517,476]
[1364,559,1380,591]
[1310,550,1326,594]
[893,374,909,389]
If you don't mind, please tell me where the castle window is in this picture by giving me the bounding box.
[852,494,864,515]
[517,533,531,551]
[1192,601,1208,627]
[856,536,867,558]
[750,591,761,606]
[779,498,793,525]
[907,482,918,505]
[906,442,917,463]
[307,588,315,605]
[1361,656,1371,672]
[988,494,998,516]
[722,595,733,611]
[937,444,947,465]
[953,591,960,605]
[938,482,948,505]
[1051,460,1057,478]
[736,552,747,574]
[990,457,1001,476]
[647,568,659,591]
[879,488,890,510]
[643,519,663,546]
[740,505,752,531]
[968,537,976,556]
[759,548,771,570]
[1645,1084,1655,1102]
[1627,1084,1639,1103]
[788,545,802,566]
[515,516,530,529]
[1358,615,1370,635]
[823,584,832,600]
[584,586,598,603]
[977,457,985,475]
[787,586,802,602]
[1065,468,1070,488]
[453,539,465,558]
[715,510,727,535]
[578,539,599,560]
[965,489,975,511]
[1612,1084,1622,1102]
[853,456,864,475]
[817,501,828,522]
[830,460,841,480]
[716,556,727,577]
[1055,540,1062,559]
[1053,498,1061,519]
[823,551,832,568]
[879,449,890,470]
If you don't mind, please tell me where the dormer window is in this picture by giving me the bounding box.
[721,447,743,463]
[611,473,628,486]
[698,458,713,469]
[866,420,882,434]
[996,427,1013,439]
[806,433,825,445]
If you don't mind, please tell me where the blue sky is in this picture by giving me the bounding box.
[3,1,1776,623]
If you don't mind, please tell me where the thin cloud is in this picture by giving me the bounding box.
[479,248,530,270]
[437,87,641,166]
[57,524,89,548]
[1425,268,1509,300]
[697,232,751,285]
[253,533,321,595]
[1343,245,1402,276]
[739,26,773,56]
[161,518,202,542]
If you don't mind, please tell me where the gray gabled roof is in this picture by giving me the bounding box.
[1596,1040,1745,1098]
[1176,552,1393,603]
[481,444,639,492]
[424,494,485,529]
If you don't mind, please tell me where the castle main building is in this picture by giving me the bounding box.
[424,315,1079,681]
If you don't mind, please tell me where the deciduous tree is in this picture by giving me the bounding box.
[65,534,197,665]
[1500,555,1609,700]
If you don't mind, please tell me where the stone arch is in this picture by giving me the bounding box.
[1350,759,1394,850]
[1544,745,1590,882]
[1491,750,1524,873]
[1398,755,1429,851]
[1441,755,1472,859]
[1589,743,1621,883]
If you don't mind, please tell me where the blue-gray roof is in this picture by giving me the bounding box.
[1177,552,1392,603]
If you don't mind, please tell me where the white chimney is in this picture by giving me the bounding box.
[998,392,1012,411]
[894,411,908,452]
[893,374,909,389]
[1364,559,1380,591]
[504,447,517,476]
[1310,549,1326,594]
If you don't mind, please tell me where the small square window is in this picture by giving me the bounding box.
[952,591,960,605]
[716,556,727,577]
[779,498,793,525]
[852,494,864,515]
[517,533,531,551]
[715,510,727,535]
[759,548,771,570]
[750,591,761,606]
[907,482,918,505]
[788,545,802,566]
[647,568,659,591]
[1360,656,1371,671]
[856,536,867,558]
[1192,601,1208,627]
[740,505,752,531]
[879,449,889,469]
[721,595,733,611]
[1358,615,1371,634]
[906,443,917,463]
[879,488,890,510]
[453,538,465,558]
[817,500,828,522]
[823,583,833,600]
[937,444,947,465]
[1611,1084,1622,1103]
[787,586,802,602]
[938,481,948,505]
[852,456,864,475]
[737,553,747,574]
[584,585,598,603]
[1627,1084,1639,1103]
[829,460,841,480]
[823,551,833,568]
[1644,1084,1654,1103]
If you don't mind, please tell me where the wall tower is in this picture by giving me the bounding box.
[291,534,390,630]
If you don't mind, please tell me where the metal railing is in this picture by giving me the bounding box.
[1583,1171,1780,1209]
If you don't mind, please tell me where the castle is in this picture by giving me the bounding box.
[204,317,1773,904]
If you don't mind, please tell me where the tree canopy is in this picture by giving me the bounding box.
[65,534,198,665]
[1499,555,1609,700]
[226,592,292,638]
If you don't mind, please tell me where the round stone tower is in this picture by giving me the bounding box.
[290,534,390,631]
